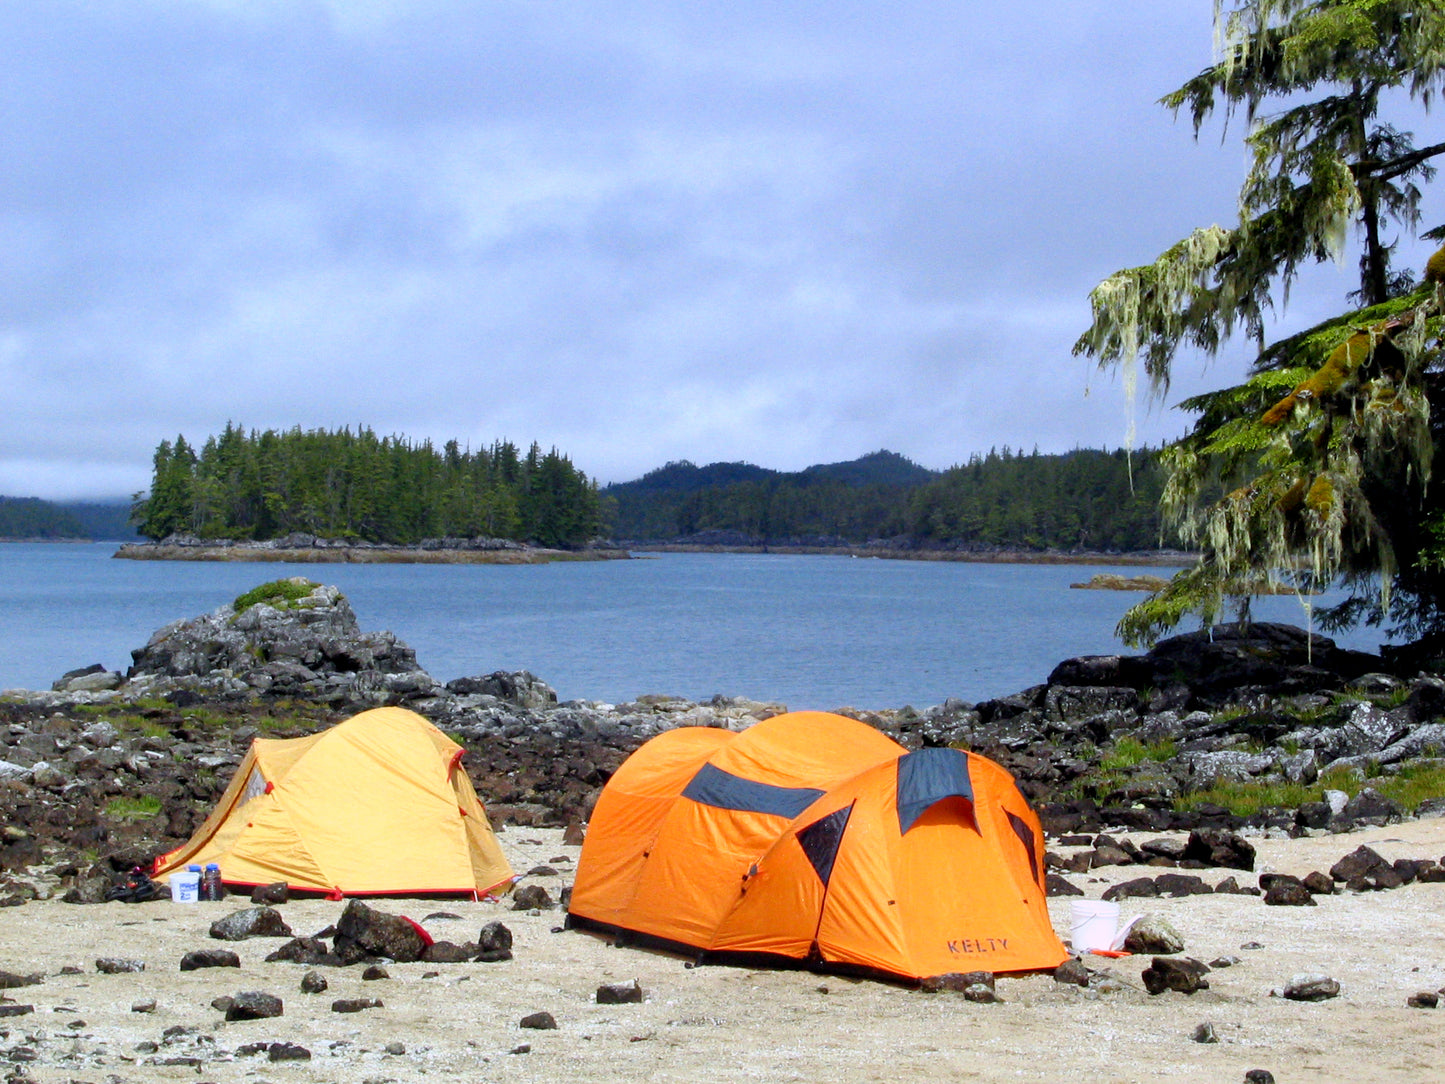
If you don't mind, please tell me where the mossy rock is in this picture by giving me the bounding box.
[233,577,318,613]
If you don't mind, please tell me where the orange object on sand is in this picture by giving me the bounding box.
[153,707,513,899]
[567,711,1068,981]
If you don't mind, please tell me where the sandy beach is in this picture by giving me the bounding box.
[2,820,1442,1083]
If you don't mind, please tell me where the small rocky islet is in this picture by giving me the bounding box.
[2,578,1444,1082]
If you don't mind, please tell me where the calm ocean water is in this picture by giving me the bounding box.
[0,543,1388,709]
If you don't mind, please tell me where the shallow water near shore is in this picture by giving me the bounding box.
[0,543,1387,708]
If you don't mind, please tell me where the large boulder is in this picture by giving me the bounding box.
[333,900,429,963]
[125,579,430,701]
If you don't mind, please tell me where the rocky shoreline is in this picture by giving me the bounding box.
[113,533,631,564]
[2,576,1444,906]
[624,540,1198,565]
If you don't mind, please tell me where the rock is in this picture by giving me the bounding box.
[264,936,333,965]
[1152,873,1213,897]
[362,964,390,980]
[332,997,384,1013]
[563,821,586,845]
[512,884,554,911]
[131,999,157,1013]
[1302,871,1335,895]
[1244,1072,1276,1084]
[386,1041,407,1054]
[209,907,293,942]
[95,957,145,973]
[268,1041,311,1062]
[1407,992,1439,1008]
[447,670,558,709]
[300,970,328,994]
[477,920,515,962]
[1209,955,1241,968]
[1052,959,1090,987]
[179,948,241,970]
[1089,845,1134,868]
[334,899,428,963]
[1139,837,1189,862]
[1102,877,1159,902]
[920,970,995,993]
[225,991,284,1020]
[1260,874,1315,907]
[1330,844,1393,884]
[1296,801,1332,830]
[1045,873,1084,897]
[251,882,289,904]
[0,970,43,989]
[1391,858,1425,885]
[963,983,1001,1003]
[127,579,427,700]
[422,940,476,963]
[1182,828,1255,871]
[1339,786,1404,825]
[1141,956,1209,995]
[597,979,645,1004]
[1123,915,1185,955]
[0,1004,35,1017]
[1192,1021,1218,1043]
[520,1010,557,1029]
[1281,974,1340,1001]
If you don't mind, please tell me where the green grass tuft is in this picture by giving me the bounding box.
[104,795,163,822]
[233,578,316,613]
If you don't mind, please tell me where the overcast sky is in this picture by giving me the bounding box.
[5,2,1443,500]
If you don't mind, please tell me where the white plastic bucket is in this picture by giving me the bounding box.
[1069,900,1120,953]
[169,871,201,903]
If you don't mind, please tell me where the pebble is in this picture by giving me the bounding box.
[130,999,156,1013]
[1192,1021,1217,1044]
[520,1011,557,1030]
[300,970,329,994]
[1279,974,1340,1002]
[94,957,144,974]
[332,997,385,1013]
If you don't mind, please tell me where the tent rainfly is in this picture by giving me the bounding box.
[154,707,513,899]
[567,711,1067,981]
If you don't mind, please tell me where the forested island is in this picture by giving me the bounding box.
[130,424,603,549]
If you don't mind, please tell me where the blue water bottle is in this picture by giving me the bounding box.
[202,863,223,901]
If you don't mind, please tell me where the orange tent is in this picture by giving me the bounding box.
[567,711,1066,981]
[154,707,513,899]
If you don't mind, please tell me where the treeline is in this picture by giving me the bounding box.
[132,424,603,548]
[604,447,1173,551]
[0,497,87,539]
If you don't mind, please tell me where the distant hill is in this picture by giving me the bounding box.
[59,501,142,541]
[798,450,937,487]
[0,497,140,541]
[602,447,1170,551]
[0,497,88,539]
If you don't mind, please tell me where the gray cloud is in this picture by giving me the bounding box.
[4,1,1440,499]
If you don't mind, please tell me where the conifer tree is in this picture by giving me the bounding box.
[1077,1,1445,646]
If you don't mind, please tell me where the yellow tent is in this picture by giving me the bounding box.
[153,707,513,899]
